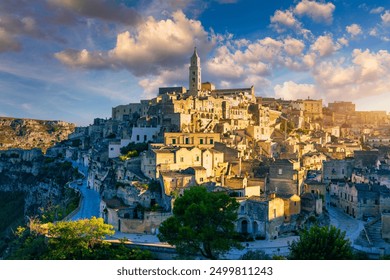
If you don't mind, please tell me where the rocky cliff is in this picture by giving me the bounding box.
[0,117,75,152]
[0,149,78,216]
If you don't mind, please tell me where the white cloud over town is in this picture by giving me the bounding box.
[55,10,216,76]
[1,0,389,124]
[346,24,362,37]
[310,34,341,57]
[294,0,335,24]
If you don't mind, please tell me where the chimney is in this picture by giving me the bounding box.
[269,192,276,199]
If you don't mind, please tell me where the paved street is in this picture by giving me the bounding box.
[68,161,101,220]
[327,205,365,245]
[69,178,101,220]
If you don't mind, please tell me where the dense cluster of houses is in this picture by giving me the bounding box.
[55,49,390,240]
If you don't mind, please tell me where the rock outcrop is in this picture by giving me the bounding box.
[0,117,75,152]
[0,149,76,216]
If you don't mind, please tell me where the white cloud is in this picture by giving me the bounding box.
[270,10,299,31]
[382,10,390,25]
[206,46,245,80]
[274,81,319,100]
[310,34,340,57]
[294,0,335,24]
[54,49,108,69]
[270,9,310,36]
[302,53,316,68]
[370,7,384,14]
[346,24,362,37]
[55,10,216,76]
[312,49,390,100]
[338,37,349,46]
[283,38,305,56]
[369,28,378,37]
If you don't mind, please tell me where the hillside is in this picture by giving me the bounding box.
[0,117,75,152]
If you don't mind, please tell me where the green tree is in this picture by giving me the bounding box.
[45,217,114,259]
[158,186,241,259]
[288,225,353,260]
[7,217,154,260]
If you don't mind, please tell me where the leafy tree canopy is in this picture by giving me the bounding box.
[288,225,353,260]
[158,186,241,259]
[7,217,153,260]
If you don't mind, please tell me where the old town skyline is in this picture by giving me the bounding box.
[0,0,389,125]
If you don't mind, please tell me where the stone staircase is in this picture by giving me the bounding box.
[365,219,383,245]
[355,218,389,248]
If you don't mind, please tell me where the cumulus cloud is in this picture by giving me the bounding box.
[206,46,245,80]
[274,49,390,104]
[270,10,299,32]
[47,0,142,25]
[294,0,335,24]
[54,49,109,69]
[138,65,188,98]
[312,49,390,100]
[369,28,378,37]
[338,37,349,46]
[370,7,384,14]
[346,24,362,37]
[270,9,310,36]
[310,34,340,57]
[283,38,305,56]
[55,10,216,76]
[274,81,319,100]
[382,10,390,25]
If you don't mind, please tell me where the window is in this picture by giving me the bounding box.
[144,135,147,142]
[200,177,204,182]
[196,156,200,162]
[210,139,214,144]
[200,139,204,144]
[273,209,276,219]
[136,135,140,141]
[172,139,176,144]
[185,138,189,144]
[278,168,283,175]
[180,157,184,162]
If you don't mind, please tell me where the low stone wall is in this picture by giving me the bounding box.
[382,212,390,239]
[105,210,172,234]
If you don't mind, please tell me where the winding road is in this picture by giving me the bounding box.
[68,161,101,220]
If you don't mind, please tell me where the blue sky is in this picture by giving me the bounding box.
[0,0,389,126]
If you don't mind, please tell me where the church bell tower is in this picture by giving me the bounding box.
[189,47,201,95]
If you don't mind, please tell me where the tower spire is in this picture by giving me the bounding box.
[189,47,201,95]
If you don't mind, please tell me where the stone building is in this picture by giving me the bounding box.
[268,159,304,196]
[237,195,285,239]
[322,159,354,183]
[301,191,322,215]
[329,181,390,219]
